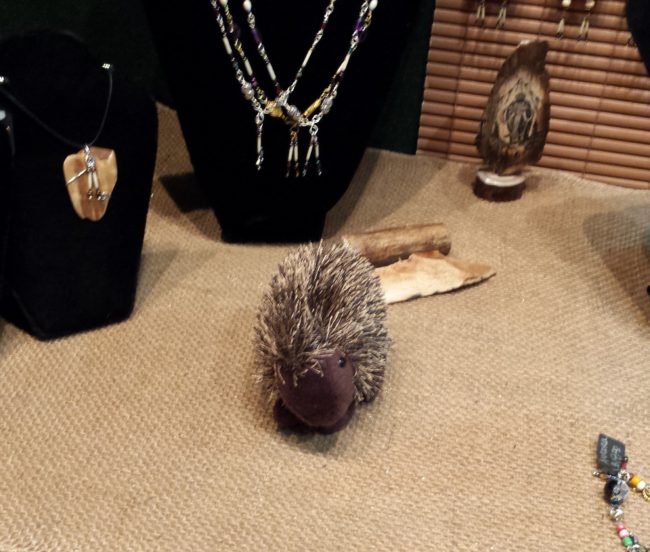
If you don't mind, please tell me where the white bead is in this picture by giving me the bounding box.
[637,481,647,491]
[337,53,351,73]
[222,37,233,56]
[562,0,571,7]
[243,0,252,12]
[219,0,228,6]
[267,64,277,82]
[369,0,378,11]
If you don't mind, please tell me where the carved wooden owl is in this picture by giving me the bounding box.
[476,40,551,175]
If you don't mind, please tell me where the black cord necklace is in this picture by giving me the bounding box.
[0,63,117,222]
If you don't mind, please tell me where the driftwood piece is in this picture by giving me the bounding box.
[343,224,451,267]
[377,251,495,304]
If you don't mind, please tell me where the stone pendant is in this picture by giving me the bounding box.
[63,146,117,221]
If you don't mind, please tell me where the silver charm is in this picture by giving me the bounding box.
[286,127,300,178]
[302,124,322,177]
[578,0,595,41]
[496,1,507,29]
[255,111,265,171]
[476,0,486,25]
[556,0,571,39]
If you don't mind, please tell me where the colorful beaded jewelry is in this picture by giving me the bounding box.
[210,0,378,177]
[594,456,650,551]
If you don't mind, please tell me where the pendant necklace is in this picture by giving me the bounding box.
[0,63,117,221]
[211,0,379,177]
[593,435,650,551]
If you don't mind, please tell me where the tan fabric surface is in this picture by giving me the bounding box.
[2,105,650,551]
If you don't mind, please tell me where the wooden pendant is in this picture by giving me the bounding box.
[63,146,117,221]
[476,40,551,176]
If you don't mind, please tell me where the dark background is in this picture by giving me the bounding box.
[0,0,436,154]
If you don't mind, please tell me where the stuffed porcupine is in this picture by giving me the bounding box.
[254,241,391,434]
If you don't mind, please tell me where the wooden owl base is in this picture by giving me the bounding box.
[474,170,525,202]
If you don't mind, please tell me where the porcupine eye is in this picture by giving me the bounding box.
[338,356,346,368]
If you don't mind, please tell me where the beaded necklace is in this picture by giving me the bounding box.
[594,435,650,551]
[210,0,378,177]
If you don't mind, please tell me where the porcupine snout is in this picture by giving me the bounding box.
[277,350,356,430]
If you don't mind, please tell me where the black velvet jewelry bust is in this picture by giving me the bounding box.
[144,0,418,243]
[0,110,10,304]
[0,31,157,340]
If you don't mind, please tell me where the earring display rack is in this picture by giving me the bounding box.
[418,0,650,189]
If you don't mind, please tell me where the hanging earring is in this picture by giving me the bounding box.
[578,0,595,41]
[496,1,508,29]
[476,0,486,25]
[556,0,571,39]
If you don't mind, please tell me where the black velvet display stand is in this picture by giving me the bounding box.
[628,0,650,75]
[0,108,11,305]
[627,0,650,298]
[0,31,158,340]
[144,0,418,243]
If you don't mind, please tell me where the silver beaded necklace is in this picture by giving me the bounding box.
[211,0,378,177]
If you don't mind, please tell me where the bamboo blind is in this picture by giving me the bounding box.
[417,0,650,188]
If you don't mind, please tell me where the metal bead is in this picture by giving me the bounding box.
[241,82,254,100]
[321,96,334,114]
[285,105,301,122]
[610,507,624,521]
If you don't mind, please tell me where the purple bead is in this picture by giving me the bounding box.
[252,28,262,44]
